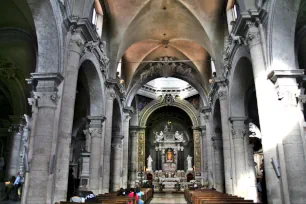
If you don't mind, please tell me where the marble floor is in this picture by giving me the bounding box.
[150,193,187,204]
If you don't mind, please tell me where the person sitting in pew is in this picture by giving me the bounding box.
[136,187,144,204]
[117,188,126,196]
[84,191,98,203]
[70,190,85,203]
[128,188,138,204]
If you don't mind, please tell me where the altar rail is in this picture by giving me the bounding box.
[184,189,261,204]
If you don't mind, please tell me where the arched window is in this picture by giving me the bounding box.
[116,59,122,78]
[92,0,104,37]
[92,7,97,25]
[211,58,216,76]
[233,2,240,20]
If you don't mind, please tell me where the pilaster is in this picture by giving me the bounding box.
[22,73,63,204]
[214,77,233,194]
[111,134,124,191]
[122,108,133,188]
[229,117,248,197]
[129,129,138,188]
[201,107,214,188]
[211,135,224,192]
[87,116,106,194]
[101,89,116,193]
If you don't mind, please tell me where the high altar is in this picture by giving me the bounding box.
[141,121,195,188]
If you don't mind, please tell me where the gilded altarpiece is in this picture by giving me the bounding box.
[138,131,145,171]
[193,129,202,172]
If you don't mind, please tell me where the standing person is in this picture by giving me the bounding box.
[18,172,25,198]
[9,172,21,201]
[5,176,15,200]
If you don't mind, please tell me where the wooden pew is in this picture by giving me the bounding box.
[184,189,261,204]
[58,188,153,204]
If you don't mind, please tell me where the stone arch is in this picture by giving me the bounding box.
[53,56,106,202]
[139,95,199,128]
[228,46,253,117]
[267,0,301,70]
[79,54,106,115]
[27,0,64,73]
[125,58,209,107]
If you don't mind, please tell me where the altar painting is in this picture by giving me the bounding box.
[166,148,174,163]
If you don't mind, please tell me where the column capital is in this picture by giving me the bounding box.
[69,35,85,54]
[130,131,138,137]
[105,87,116,100]
[123,114,131,122]
[268,70,303,105]
[214,77,228,88]
[123,106,134,115]
[87,116,106,126]
[229,117,248,124]
[26,73,63,108]
[230,118,248,139]
[217,89,228,100]
[105,78,126,101]
[198,126,206,137]
[201,106,212,120]
[88,128,102,138]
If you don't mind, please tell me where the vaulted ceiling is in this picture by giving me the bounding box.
[105,0,227,94]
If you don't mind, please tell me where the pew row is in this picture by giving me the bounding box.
[57,188,152,204]
[184,189,261,204]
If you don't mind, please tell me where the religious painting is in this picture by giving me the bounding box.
[166,148,174,163]
[137,95,153,111]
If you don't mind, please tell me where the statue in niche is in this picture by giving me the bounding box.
[147,155,153,171]
[174,131,184,142]
[154,131,164,142]
[187,155,193,171]
[20,114,31,174]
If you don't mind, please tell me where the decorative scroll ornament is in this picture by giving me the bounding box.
[164,94,174,106]
[82,41,110,76]
[139,56,192,82]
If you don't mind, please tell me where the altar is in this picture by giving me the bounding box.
[142,121,195,189]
